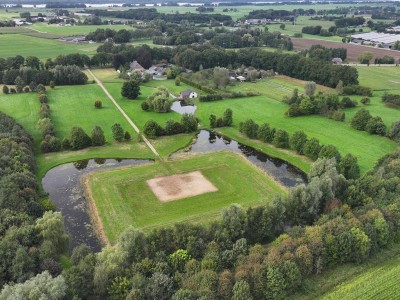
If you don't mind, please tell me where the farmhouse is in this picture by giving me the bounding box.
[351,32,400,48]
[129,60,145,72]
[179,89,198,100]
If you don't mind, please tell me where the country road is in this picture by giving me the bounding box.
[86,69,161,158]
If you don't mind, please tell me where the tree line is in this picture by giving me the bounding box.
[5,151,400,298]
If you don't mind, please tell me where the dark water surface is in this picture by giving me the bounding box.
[42,158,151,252]
[172,130,307,187]
[42,131,306,252]
[171,100,197,114]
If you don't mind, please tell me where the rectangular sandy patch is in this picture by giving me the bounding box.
[147,171,218,202]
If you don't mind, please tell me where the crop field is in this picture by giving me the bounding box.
[31,23,134,36]
[319,254,400,300]
[0,34,97,59]
[194,76,398,173]
[86,151,285,243]
[292,38,400,62]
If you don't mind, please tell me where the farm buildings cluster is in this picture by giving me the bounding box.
[351,31,400,48]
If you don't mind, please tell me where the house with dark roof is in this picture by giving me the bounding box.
[129,60,145,72]
[179,89,198,100]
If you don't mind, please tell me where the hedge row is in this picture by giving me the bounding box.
[178,76,218,94]
[199,91,259,102]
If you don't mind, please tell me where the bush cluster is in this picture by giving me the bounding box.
[382,93,400,107]
[143,114,198,138]
[37,89,62,153]
[341,85,373,97]
[209,109,233,128]
[178,76,218,94]
[350,108,387,136]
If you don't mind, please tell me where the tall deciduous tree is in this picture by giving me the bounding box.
[121,80,141,100]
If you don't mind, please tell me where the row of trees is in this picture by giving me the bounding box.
[209,109,233,128]
[0,112,70,292]
[33,151,400,299]
[37,87,63,153]
[0,65,87,86]
[239,118,360,179]
[143,114,198,138]
[62,124,131,151]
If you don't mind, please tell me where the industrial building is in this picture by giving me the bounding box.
[351,32,400,48]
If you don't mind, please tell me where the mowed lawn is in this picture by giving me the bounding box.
[0,91,41,140]
[195,77,398,173]
[87,151,285,243]
[47,85,133,141]
[0,34,97,59]
[356,66,400,91]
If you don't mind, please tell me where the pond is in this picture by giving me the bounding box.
[171,130,307,187]
[171,100,197,115]
[42,158,151,252]
[42,131,306,252]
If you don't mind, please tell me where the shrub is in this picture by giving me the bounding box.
[342,85,372,97]
[304,137,321,160]
[91,126,106,146]
[121,80,141,100]
[290,131,308,154]
[199,94,223,102]
[124,131,131,140]
[62,137,71,150]
[209,114,217,128]
[39,94,48,104]
[94,100,102,108]
[23,86,30,93]
[365,116,386,136]
[223,109,233,127]
[319,144,341,162]
[181,114,198,133]
[382,93,400,107]
[273,129,290,148]
[360,97,370,105]
[29,81,37,92]
[10,88,16,93]
[49,81,55,89]
[37,118,55,137]
[112,123,124,142]
[350,108,372,131]
[338,153,360,179]
[340,97,357,108]
[165,119,183,135]
[2,85,9,94]
[36,84,46,93]
[257,123,275,143]
[239,119,259,139]
[141,101,149,111]
[329,110,345,121]
[40,135,61,153]
[70,127,92,150]
[388,120,400,142]
[144,120,163,138]
[175,77,181,86]
[40,104,50,119]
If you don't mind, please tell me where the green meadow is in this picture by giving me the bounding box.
[87,151,285,243]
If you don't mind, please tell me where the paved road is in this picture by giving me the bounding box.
[87,69,161,158]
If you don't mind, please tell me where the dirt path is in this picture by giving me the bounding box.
[87,68,161,158]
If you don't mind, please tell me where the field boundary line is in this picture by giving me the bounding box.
[87,68,161,159]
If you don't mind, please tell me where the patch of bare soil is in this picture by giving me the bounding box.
[292,38,400,62]
[147,171,218,202]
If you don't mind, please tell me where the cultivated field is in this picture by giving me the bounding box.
[292,37,400,62]
[320,255,400,300]
[0,34,97,59]
[85,151,285,243]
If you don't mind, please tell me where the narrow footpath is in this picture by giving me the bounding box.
[87,69,161,158]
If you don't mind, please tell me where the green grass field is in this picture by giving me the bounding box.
[31,23,133,36]
[87,151,285,243]
[0,34,97,59]
[194,76,398,173]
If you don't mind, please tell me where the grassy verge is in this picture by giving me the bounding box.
[86,151,285,243]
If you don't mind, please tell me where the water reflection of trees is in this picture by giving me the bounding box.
[94,158,106,165]
[73,160,89,170]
